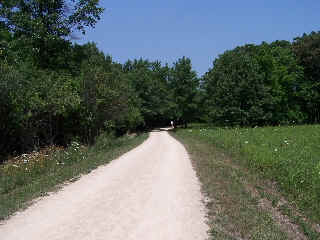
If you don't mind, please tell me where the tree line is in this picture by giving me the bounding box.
[203,35,320,126]
[0,0,199,159]
[0,1,319,161]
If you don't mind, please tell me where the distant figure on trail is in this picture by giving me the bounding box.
[171,120,174,128]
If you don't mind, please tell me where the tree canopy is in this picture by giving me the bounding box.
[0,4,319,163]
[293,31,320,123]
[203,41,305,126]
[170,57,199,127]
[0,0,103,67]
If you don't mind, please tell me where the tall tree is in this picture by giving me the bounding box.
[170,57,199,128]
[203,42,304,126]
[293,31,320,123]
[123,59,174,128]
[0,0,104,68]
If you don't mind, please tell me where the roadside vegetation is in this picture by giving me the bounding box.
[0,132,148,221]
[171,125,320,240]
[1,1,320,237]
[1,1,320,163]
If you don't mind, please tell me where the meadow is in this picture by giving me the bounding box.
[172,124,320,239]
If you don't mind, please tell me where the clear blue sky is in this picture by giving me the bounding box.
[76,1,319,76]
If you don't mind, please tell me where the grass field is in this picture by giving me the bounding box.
[171,124,320,240]
[0,132,148,221]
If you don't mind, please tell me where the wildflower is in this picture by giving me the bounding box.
[274,148,278,152]
[245,141,248,144]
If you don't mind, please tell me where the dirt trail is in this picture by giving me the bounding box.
[0,130,208,240]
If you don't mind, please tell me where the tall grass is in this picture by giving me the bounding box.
[183,124,320,222]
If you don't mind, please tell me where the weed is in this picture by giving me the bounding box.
[171,125,320,239]
[185,124,320,222]
[0,133,148,221]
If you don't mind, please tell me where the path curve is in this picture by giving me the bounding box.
[0,130,208,240]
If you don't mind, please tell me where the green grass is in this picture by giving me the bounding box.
[171,124,320,239]
[0,132,148,221]
[194,124,320,220]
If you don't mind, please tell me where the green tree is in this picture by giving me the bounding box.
[256,42,305,124]
[205,48,270,126]
[293,31,320,123]
[170,57,199,128]
[0,24,11,61]
[123,59,174,128]
[78,45,143,141]
[203,42,304,126]
[0,0,104,68]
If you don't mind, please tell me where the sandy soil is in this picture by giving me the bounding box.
[0,130,208,240]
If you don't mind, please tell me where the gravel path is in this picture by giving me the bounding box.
[0,130,208,240]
